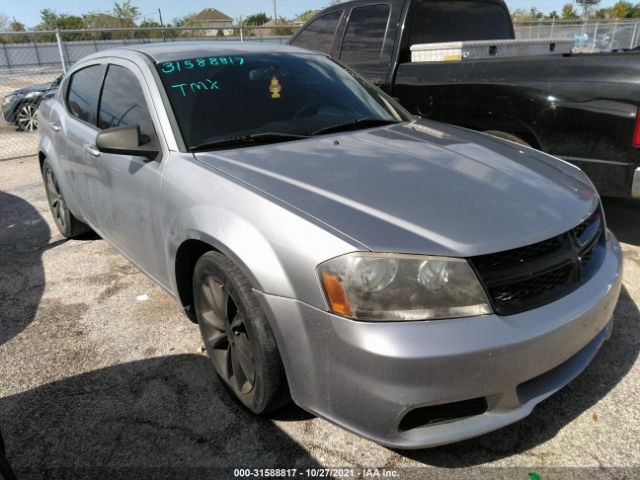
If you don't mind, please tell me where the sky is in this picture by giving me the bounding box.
[0,0,620,28]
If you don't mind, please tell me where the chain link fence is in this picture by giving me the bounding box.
[1,20,638,161]
[514,19,640,51]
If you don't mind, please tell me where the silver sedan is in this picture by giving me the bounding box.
[37,42,622,449]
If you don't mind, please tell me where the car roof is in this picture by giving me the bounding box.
[119,41,317,63]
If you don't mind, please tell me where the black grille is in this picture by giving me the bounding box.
[471,208,606,316]
[399,397,488,431]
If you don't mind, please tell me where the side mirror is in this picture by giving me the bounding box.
[96,125,159,160]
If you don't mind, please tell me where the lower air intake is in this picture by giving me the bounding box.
[399,397,488,431]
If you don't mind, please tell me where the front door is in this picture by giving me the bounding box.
[88,60,167,282]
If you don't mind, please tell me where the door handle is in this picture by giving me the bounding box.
[84,144,101,157]
[50,123,61,132]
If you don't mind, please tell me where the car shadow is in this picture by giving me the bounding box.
[399,285,639,465]
[0,355,323,479]
[0,191,49,346]
[602,197,640,247]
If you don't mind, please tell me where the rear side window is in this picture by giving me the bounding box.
[98,65,156,143]
[66,65,103,123]
[291,11,342,54]
[410,0,512,44]
[340,5,390,63]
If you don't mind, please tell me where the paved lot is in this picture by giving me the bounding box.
[0,156,639,479]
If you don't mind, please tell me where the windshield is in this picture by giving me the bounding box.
[155,52,409,150]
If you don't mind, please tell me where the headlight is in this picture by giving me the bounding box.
[318,253,492,321]
[2,95,15,106]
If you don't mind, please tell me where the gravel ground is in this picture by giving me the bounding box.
[0,156,639,480]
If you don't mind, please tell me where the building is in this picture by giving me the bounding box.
[189,8,233,31]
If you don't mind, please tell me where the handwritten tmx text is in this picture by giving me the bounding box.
[171,79,220,97]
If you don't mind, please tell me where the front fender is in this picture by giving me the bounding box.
[160,154,361,311]
[170,210,291,298]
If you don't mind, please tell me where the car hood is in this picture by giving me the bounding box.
[9,82,56,96]
[194,120,598,257]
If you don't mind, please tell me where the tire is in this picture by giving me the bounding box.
[484,130,531,147]
[0,430,17,480]
[16,102,38,132]
[42,160,91,238]
[193,251,289,413]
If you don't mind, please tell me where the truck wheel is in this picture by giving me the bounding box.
[193,251,289,414]
[484,130,531,147]
[42,160,91,238]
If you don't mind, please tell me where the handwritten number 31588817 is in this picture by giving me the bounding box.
[161,57,244,74]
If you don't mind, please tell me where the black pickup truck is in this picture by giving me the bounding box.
[290,0,640,198]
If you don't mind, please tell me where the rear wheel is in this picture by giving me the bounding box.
[42,160,91,238]
[484,130,531,147]
[193,251,288,413]
[16,103,38,132]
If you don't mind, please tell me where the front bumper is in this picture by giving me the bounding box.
[1,101,17,124]
[256,232,623,449]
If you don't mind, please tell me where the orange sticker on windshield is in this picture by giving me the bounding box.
[269,75,282,99]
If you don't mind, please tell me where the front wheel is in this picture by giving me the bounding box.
[16,103,38,132]
[193,251,289,413]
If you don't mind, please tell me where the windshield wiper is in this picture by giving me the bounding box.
[311,118,399,136]
[190,132,310,152]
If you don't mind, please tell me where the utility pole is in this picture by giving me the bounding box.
[273,0,278,25]
[158,8,166,42]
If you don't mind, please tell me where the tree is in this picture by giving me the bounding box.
[511,8,529,21]
[590,8,610,18]
[609,1,640,17]
[9,19,26,31]
[37,9,86,30]
[113,0,139,26]
[296,10,316,23]
[529,7,543,19]
[546,10,560,19]
[275,17,294,35]
[5,19,28,43]
[562,3,579,19]
[244,12,270,26]
[0,12,8,31]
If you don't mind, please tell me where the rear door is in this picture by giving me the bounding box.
[61,63,107,224]
[290,10,344,55]
[337,3,394,86]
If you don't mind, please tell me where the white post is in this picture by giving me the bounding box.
[631,22,636,48]
[55,28,67,74]
[240,22,244,42]
[537,19,542,39]
[592,22,599,51]
[610,20,618,49]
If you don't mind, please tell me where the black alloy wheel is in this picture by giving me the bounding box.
[193,251,288,413]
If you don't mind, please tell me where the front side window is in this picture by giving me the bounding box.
[98,65,156,143]
[156,53,409,150]
[291,11,342,54]
[66,65,103,123]
[340,5,390,63]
